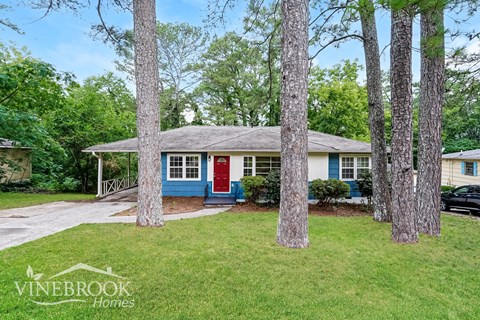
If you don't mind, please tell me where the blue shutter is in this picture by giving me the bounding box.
[474,162,478,176]
[461,162,466,175]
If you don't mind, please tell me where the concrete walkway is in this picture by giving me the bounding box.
[0,201,230,251]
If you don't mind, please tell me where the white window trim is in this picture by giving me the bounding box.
[167,154,202,181]
[254,156,281,177]
[340,155,371,181]
[242,155,256,177]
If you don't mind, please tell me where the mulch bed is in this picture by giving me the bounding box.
[116,196,372,217]
[115,196,205,216]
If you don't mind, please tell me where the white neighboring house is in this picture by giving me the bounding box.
[442,149,480,187]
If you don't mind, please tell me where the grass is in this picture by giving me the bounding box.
[0,192,95,210]
[0,212,479,319]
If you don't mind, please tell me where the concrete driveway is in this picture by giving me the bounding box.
[0,201,230,251]
[0,201,136,251]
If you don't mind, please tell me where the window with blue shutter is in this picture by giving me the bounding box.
[461,162,466,175]
[474,162,478,176]
[464,162,474,176]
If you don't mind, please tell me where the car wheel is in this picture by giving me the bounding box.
[440,200,449,212]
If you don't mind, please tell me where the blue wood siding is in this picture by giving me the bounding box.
[328,153,340,179]
[162,152,207,197]
[207,181,244,199]
[327,153,360,197]
[161,152,363,198]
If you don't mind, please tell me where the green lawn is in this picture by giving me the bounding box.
[1,213,479,319]
[0,192,94,210]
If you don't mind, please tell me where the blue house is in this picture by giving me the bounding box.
[84,126,371,203]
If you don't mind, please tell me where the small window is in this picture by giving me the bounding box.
[169,156,183,179]
[465,162,474,176]
[340,156,371,180]
[341,157,355,180]
[243,156,253,176]
[255,156,281,176]
[168,154,201,180]
[357,157,370,177]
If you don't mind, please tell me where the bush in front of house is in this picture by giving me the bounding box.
[240,176,266,203]
[265,169,281,206]
[311,178,350,206]
[356,171,373,205]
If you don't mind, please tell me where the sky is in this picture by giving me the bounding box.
[2,0,479,88]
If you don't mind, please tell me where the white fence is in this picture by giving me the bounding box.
[100,175,138,197]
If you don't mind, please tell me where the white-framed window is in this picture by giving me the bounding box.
[243,156,254,176]
[255,156,281,176]
[341,157,355,180]
[356,156,370,177]
[340,156,371,180]
[167,154,201,181]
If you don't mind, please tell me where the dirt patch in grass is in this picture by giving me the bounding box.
[115,196,205,216]
[229,202,372,217]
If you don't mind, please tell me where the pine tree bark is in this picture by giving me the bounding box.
[416,4,444,236]
[359,0,392,222]
[390,8,417,243]
[276,0,309,248]
[133,0,164,227]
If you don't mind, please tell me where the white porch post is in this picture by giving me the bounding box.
[127,152,131,185]
[96,153,103,197]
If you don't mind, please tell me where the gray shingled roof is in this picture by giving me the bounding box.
[0,138,31,149]
[83,126,371,153]
[442,149,480,160]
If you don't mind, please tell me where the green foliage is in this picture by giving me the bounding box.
[0,180,32,192]
[240,176,266,203]
[0,42,136,193]
[311,178,351,206]
[196,32,268,126]
[441,185,455,193]
[115,22,208,130]
[46,72,136,192]
[308,61,370,141]
[442,67,480,153]
[356,171,373,205]
[265,169,281,205]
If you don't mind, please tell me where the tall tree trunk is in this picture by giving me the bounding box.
[133,0,164,227]
[276,0,309,249]
[390,8,417,243]
[359,0,392,222]
[416,3,444,236]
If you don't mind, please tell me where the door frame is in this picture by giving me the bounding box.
[212,155,231,194]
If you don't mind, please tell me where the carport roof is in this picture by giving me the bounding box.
[82,126,371,154]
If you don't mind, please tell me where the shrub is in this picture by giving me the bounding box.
[265,169,281,206]
[356,171,373,205]
[310,178,350,206]
[240,176,265,203]
[441,185,455,193]
[0,180,33,192]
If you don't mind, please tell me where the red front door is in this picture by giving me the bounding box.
[213,156,230,193]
